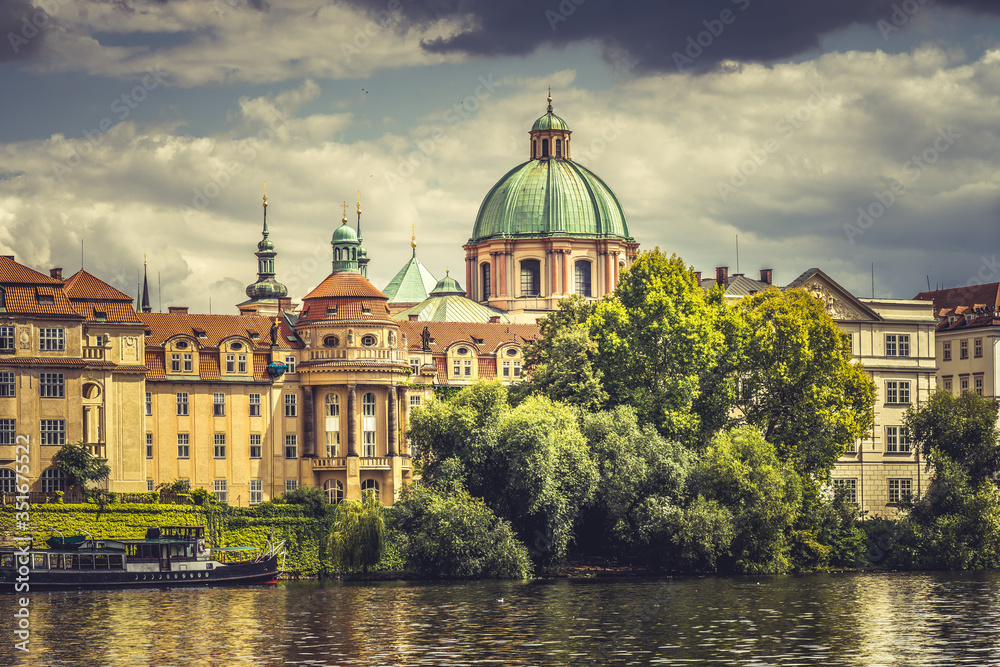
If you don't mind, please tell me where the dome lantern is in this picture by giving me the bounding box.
[529,88,572,161]
[331,202,361,274]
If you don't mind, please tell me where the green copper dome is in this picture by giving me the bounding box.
[531,112,570,131]
[332,221,358,243]
[429,272,464,296]
[470,159,631,243]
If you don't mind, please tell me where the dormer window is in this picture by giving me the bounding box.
[362,307,372,315]
[176,341,188,349]
[456,347,469,355]
[361,334,377,347]
[249,332,260,340]
[231,342,242,351]
[37,295,54,305]
[327,306,338,316]
[94,311,107,321]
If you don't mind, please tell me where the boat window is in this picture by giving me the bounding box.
[109,555,124,570]
[79,554,94,569]
[95,555,109,569]
[32,554,46,569]
[49,554,63,569]
[64,554,76,569]
[0,553,12,568]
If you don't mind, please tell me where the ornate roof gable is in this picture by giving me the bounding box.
[785,268,881,322]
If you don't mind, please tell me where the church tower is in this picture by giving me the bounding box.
[239,186,293,317]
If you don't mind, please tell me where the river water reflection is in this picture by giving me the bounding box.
[2,570,1000,666]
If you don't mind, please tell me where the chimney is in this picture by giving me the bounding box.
[168,306,189,315]
[489,316,500,324]
[408,314,419,322]
[694,271,702,285]
[50,268,63,280]
[715,266,728,287]
[760,268,773,285]
[277,297,293,311]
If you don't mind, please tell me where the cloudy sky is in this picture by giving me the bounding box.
[2,0,1000,311]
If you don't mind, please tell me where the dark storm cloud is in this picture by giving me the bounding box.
[1,0,53,62]
[340,0,1000,73]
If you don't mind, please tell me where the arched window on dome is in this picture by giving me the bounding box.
[481,263,491,301]
[335,248,342,262]
[324,479,343,504]
[325,393,340,457]
[532,140,537,159]
[362,393,377,457]
[351,249,356,261]
[541,139,549,158]
[555,139,562,158]
[520,259,541,297]
[575,260,592,297]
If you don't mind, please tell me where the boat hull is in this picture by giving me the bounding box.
[0,555,281,591]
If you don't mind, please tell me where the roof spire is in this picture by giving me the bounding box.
[141,254,152,313]
[356,190,363,240]
[547,86,553,113]
[411,223,417,256]
[262,181,269,235]
[341,201,348,224]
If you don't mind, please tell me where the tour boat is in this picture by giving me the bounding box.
[0,526,285,590]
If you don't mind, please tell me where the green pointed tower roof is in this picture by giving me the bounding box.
[383,227,438,304]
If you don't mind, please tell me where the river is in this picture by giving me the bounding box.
[2,571,1000,666]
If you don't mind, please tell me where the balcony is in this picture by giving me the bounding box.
[311,456,394,470]
[307,347,407,363]
[83,346,105,361]
[85,443,107,460]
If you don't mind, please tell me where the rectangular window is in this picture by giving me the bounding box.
[250,480,263,505]
[176,392,189,416]
[886,426,911,453]
[888,478,912,504]
[513,361,522,378]
[284,355,295,373]
[147,480,155,492]
[409,358,420,374]
[146,433,153,459]
[39,328,65,351]
[832,478,857,504]
[183,353,193,373]
[464,359,472,377]
[453,359,461,377]
[285,479,298,494]
[944,377,953,391]
[171,354,181,373]
[177,434,190,458]
[250,433,262,459]
[363,429,376,458]
[885,334,910,357]
[40,420,65,445]
[960,340,969,359]
[39,372,64,398]
[214,434,226,458]
[284,393,297,417]
[226,354,235,373]
[0,371,14,397]
[0,326,13,352]
[409,395,421,409]
[145,392,152,416]
[975,338,983,358]
[249,393,261,417]
[502,360,510,378]
[943,341,952,361]
[975,375,984,396]
[961,376,970,391]
[0,419,16,445]
[213,393,225,417]
[214,479,228,504]
[239,354,247,374]
[325,429,340,458]
[885,380,910,404]
[285,435,297,458]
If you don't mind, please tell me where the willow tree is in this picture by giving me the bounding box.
[329,490,385,574]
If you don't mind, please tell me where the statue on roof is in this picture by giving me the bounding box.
[421,326,431,351]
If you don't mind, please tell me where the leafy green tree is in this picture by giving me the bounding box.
[522,295,607,410]
[589,249,726,443]
[52,442,110,493]
[906,389,1000,485]
[407,381,598,562]
[391,483,532,579]
[578,405,693,549]
[732,288,876,479]
[330,490,385,574]
[156,479,191,494]
[688,426,802,573]
[276,485,331,518]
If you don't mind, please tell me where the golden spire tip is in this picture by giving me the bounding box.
[341,201,348,223]
[410,223,416,249]
[263,182,268,208]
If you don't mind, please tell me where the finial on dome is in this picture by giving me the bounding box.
[262,182,269,233]
[263,182,268,209]
[356,190,362,216]
[547,86,553,113]
[411,223,417,253]
[341,201,348,224]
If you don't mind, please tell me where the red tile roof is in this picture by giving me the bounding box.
[303,272,388,301]
[63,270,134,301]
[397,321,539,355]
[0,256,62,285]
[298,298,394,324]
[199,352,221,380]
[3,285,82,317]
[139,313,301,350]
[253,353,269,382]
[913,284,1000,331]
[145,351,165,379]
[478,357,497,380]
[73,302,143,323]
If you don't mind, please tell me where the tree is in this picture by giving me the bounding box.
[391,483,532,579]
[589,249,726,443]
[277,485,332,518]
[905,389,1000,485]
[732,288,876,479]
[53,442,110,493]
[522,295,607,410]
[329,490,385,574]
[687,427,802,573]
